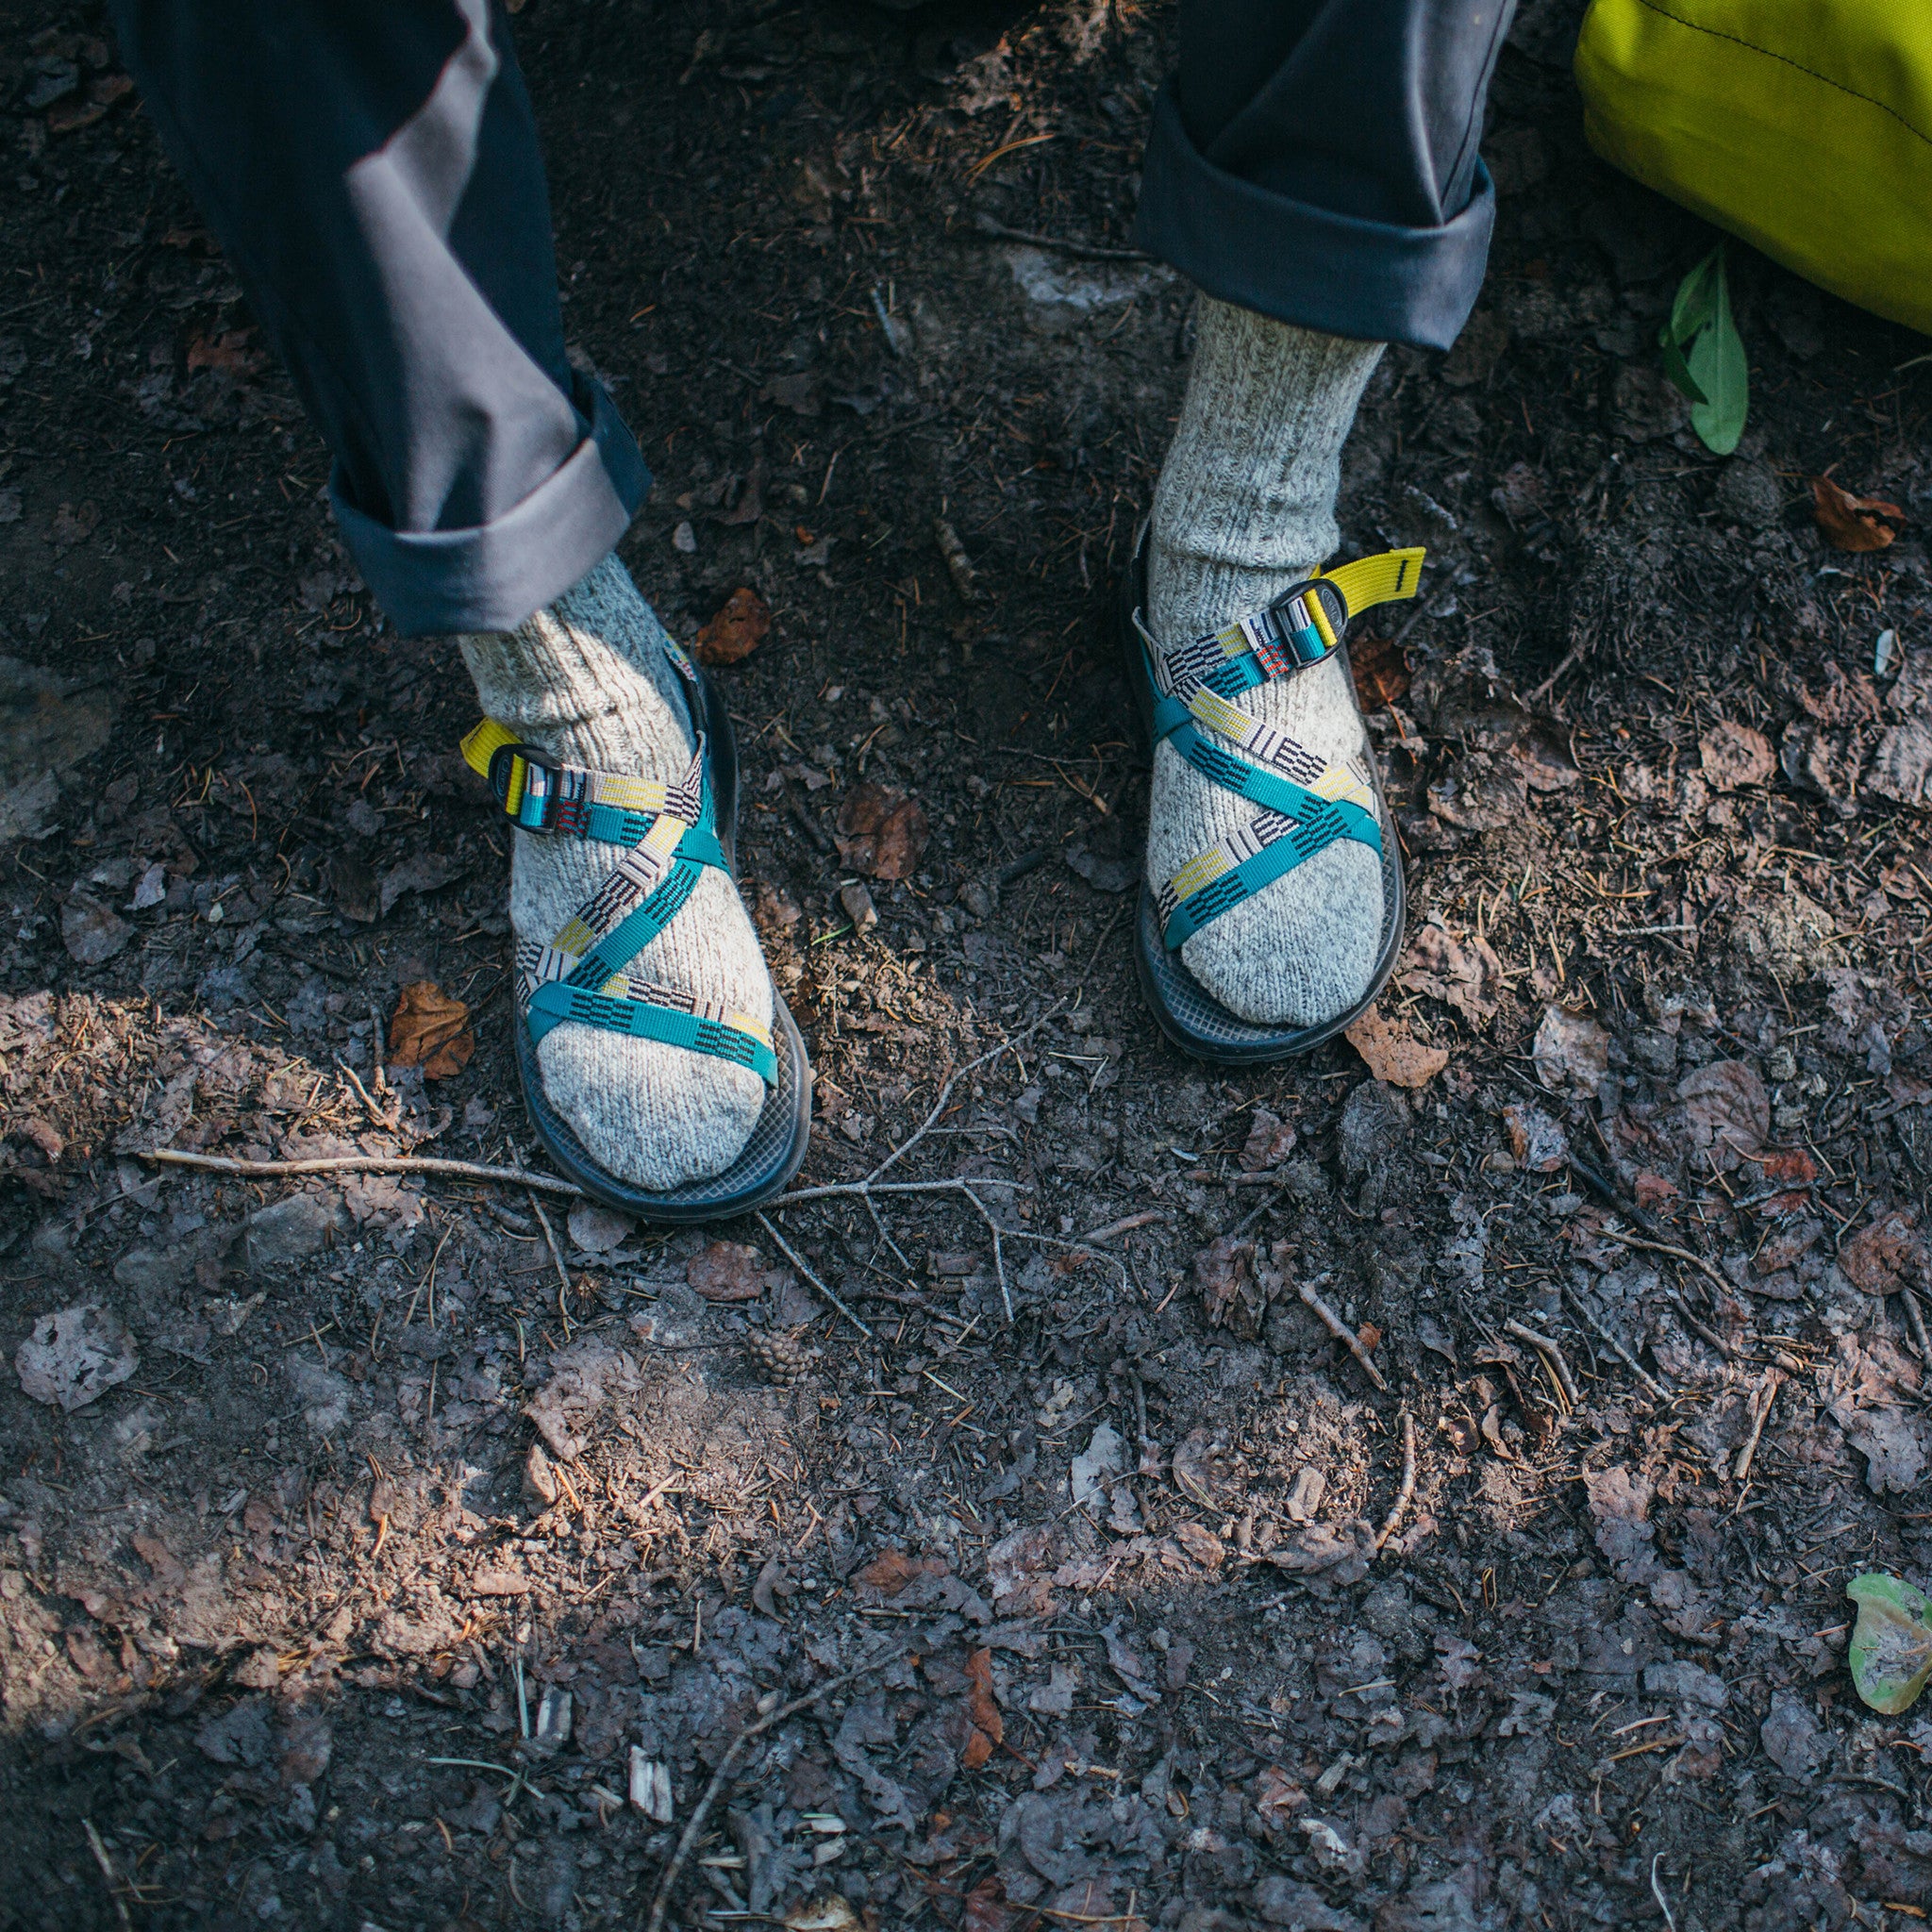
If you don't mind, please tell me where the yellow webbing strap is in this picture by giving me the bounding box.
[1315,546,1426,623]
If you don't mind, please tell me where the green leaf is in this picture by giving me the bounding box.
[1658,334,1709,407]
[1685,247,1748,455]
[1664,246,1724,347]
[1848,1573,1932,1715]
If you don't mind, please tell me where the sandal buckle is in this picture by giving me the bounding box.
[488,741,562,830]
[1262,576,1350,671]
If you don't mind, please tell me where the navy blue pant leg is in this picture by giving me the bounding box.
[1138,0,1517,351]
[107,0,647,635]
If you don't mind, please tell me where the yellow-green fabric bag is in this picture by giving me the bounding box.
[1574,0,1932,335]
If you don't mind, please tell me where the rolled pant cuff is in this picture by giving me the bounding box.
[1135,84,1494,354]
[331,371,650,637]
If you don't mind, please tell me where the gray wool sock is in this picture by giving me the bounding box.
[457,555,771,1191]
[1146,298,1388,1028]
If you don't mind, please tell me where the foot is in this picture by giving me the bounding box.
[457,556,771,1190]
[1143,299,1389,1029]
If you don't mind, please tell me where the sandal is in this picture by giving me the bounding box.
[1119,523,1421,1065]
[460,640,811,1221]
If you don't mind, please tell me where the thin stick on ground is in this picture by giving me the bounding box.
[958,1185,1013,1324]
[83,1820,133,1932]
[1600,1226,1733,1301]
[1297,1278,1389,1392]
[1732,1368,1784,1483]
[527,1191,575,1339]
[756,1212,874,1340]
[1902,1288,1932,1363]
[1375,1407,1417,1554]
[1505,1319,1582,1407]
[1649,1854,1677,1932]
[142,1147,585,1196]
[645,1643,902,1932]
[1563,1286,1667,1398]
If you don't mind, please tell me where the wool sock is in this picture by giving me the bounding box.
[1145,298,1389,1027]
[457,555,771,1190]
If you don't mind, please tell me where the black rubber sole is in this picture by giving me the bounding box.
[511,658,812,1224]
[1118,524,1407,1067]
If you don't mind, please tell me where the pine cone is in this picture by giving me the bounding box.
[745,1326,816,1384]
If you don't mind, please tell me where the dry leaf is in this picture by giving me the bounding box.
[185,328,266,377]
[1699,720,1774,791]
[1811,475,1906,554]
[961,1646,1003,1768]
[686,1241,768,1301]
[1240,1107,1297,1173]
[1344,1007,1449,1088]
[691,587,771,666]
[1349,633,1410,710]
[834,783,929,880]
[1174,1521,1225,1570]
[856,1548,949,1595]
[1192,1235,1267,1338]
[1532,1005,1609,1097]
[387,980,474,1079]
[1171,1428,1218,1509]
[1397,924,1504,1023]
[1840,1211,1930,1295]
[1675,1059,1770,1168]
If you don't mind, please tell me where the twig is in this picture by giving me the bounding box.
[1505,1319,1582,1407]
[1666,1290,1739,1360]
[1649,1854,1677,1932]
[1375,1408,1417,1553]
[1902,1288,1932,1363]
[1562,1286,1667,1398]
[774,1176,1024,1207]
[755,1212,874,1340]
[1078,1209,1168,1243]
[959,1185,1014,1324]
[1297,1278,1388,1392]
[527,1191,575,1339]
[1600,1226,1733,1301]
[141,1147,583,1196]
[645,1644,902,1932]
[83,1820,133,1931]
[399,1225,454,1339]
[1733,1368,1784,1483]
[965,211,1153,264]
[866,1008,1063,1185]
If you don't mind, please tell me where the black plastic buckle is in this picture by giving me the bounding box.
[1263,575,1350,668]
[487,741,561,828]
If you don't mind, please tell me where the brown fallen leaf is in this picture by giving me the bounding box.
[186,328,266,378]
[387,980,475,1079]
[1240,1107,1297,1173]
[1840,1210,1930,1295]
[1811,475,1906,554]
[1193,1235,1268,1338]
[1397,924,1504,1023]
[691,586,771,666]
[1344,1007,1448,1088]
[855,1547,949,1595]
[835,783,929,881]
[961,1646,1003,1768]
[1349,632,1410,710]
[1174,1521,1225,1571]
[686,1240,767,1301]
[1699,720,1774,791]
[46,71,132,136]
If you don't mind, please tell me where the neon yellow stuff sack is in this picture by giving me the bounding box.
[1574,0,1932,336]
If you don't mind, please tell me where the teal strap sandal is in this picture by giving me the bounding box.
[1119,525,1419,1065]
[461,641,810,1220]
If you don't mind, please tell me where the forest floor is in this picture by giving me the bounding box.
[0,0,1931,1928]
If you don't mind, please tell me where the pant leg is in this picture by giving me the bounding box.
[1136,0,1517,351]
[107,0,647,635]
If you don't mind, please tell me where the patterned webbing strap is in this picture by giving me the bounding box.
[1141,547,1424,951]
[458,660,776,1086]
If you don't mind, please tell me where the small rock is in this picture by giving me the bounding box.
[245,1191,344,1270]
[1713,459,1784,530]
[1643,1659,1728,1708]
[61,893,132,965]
[15,1304,138,1411]
[839,881,877,930]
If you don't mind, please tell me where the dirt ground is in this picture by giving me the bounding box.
[2,0,1931,1926]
